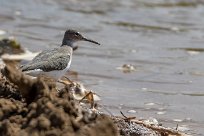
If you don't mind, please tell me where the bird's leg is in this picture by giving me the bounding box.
[63,76,73,83]
[57,76,73,85]
[57,79,66,85]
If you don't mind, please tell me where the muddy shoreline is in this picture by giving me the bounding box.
[0,62,186,136]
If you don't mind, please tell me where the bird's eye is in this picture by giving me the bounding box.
[75,33,80,36]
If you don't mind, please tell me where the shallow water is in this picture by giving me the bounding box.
[1,0,204,135]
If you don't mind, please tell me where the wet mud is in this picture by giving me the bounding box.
[0,64,118,136]
[0,63,186,136]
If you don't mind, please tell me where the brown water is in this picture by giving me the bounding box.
[1,0,204,135]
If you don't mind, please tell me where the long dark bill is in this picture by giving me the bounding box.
[82,37,100,45]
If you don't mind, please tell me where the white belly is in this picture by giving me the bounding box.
[24,58,72,80]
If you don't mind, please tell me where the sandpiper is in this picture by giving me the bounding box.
[21,29,100,80]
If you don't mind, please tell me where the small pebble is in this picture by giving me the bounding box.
[131,49,136,53]
[158,107,165,110]
[145,102,155,106]
[141,88,147,91]
[127,110,136,113]
[187,51,200,56]
[118,106,122,109]
[116,64,136,72]
[145,107,151,110]
[173,119,183,122]
[156,111,166,115]
[38,116,51,129]
[144,117,159,126]
[15,11,21,16]
[185,117,192,121]
[171,26,180,32]
[0,30,6,35]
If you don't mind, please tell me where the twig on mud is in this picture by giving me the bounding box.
[176,124,179,130]
[120,111,136,122]
[131,119,184,136]
[118,111,186,136]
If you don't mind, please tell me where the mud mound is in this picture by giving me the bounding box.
[0,63,187,136]
[0,64,118,136]
[0,76,22,100]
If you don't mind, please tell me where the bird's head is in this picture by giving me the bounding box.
[62,29,100,47]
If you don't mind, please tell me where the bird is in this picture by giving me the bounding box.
[20,29,100,80]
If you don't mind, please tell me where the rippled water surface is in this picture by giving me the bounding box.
[1,0,204,135]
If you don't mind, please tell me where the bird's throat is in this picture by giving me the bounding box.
[61,39,74,47]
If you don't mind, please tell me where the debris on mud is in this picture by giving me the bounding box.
[0,38,24,55]
[0,63,187,136]
[116,64,136,73]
